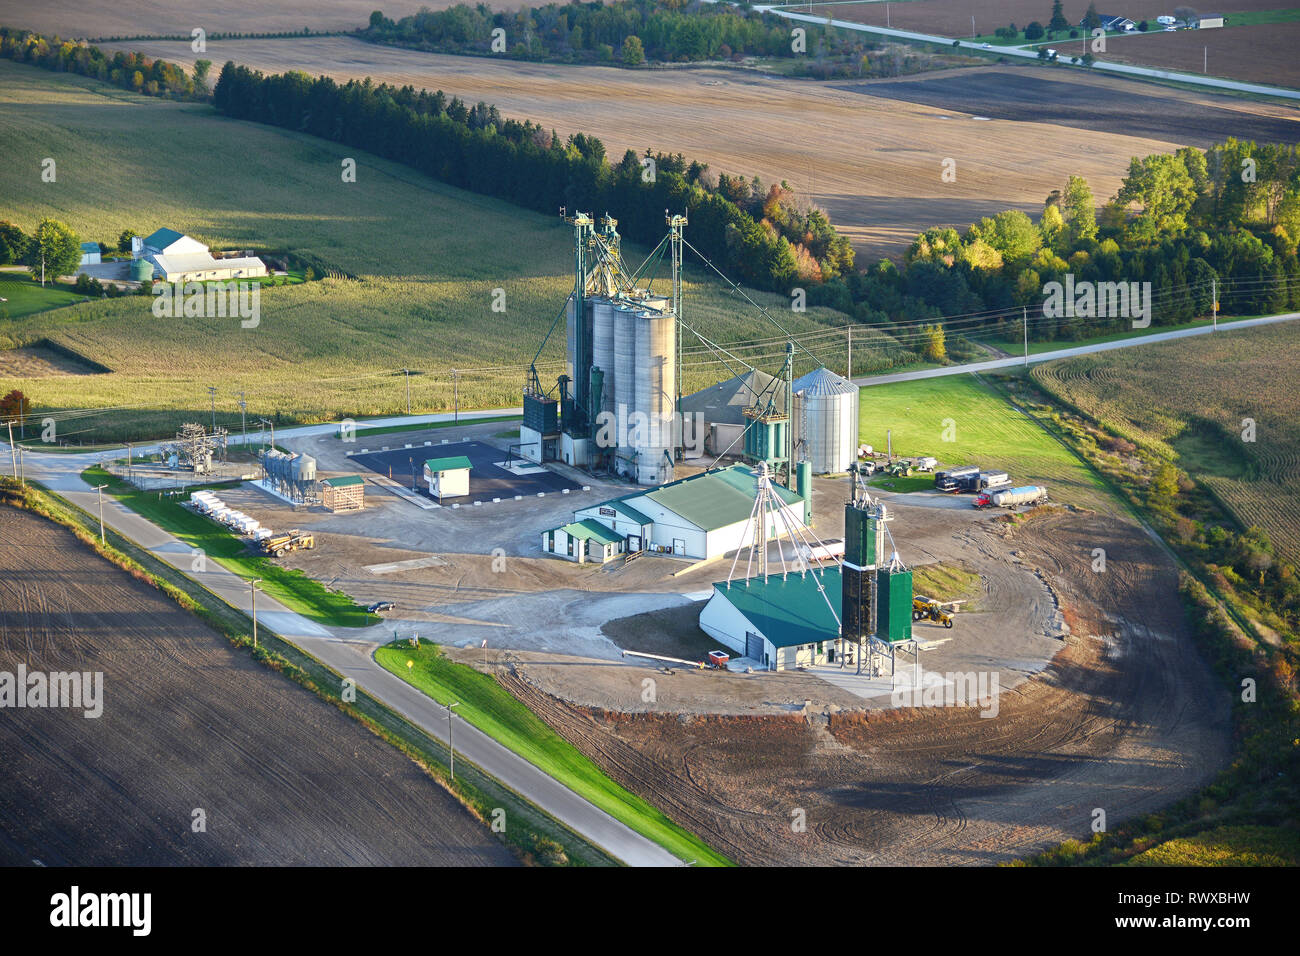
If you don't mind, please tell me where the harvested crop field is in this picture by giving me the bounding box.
[0,345,102,378]
[0,504,514,866]
[494,510,1231,865]
[99,37,1184,261]
[2,0,480,39]
[1103,23,1300,90]
[836,69,1300,145]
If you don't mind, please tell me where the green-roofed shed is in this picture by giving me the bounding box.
[321,474,365,512]
[422,456,471,501]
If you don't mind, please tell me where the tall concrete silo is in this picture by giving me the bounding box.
[592,299,616,418]
[612,302,638,474]
[633,306,676,485]
[793,366,859,474]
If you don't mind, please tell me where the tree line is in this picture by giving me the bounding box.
[809,139,1300,341]
[211,62,854,288]
[0,27,211,98]
[364,2,802,65]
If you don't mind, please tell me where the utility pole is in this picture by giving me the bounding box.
[1204,46,1207,74]
[260,417,274,452]
[403,368,411,415]
[207,386,217,433]
[1024,306,1029,365]
[452,369,459,424]
[250,579,263,647]
[972,14,976,37]
[238,391,247,448]
[5,419,15,480]
[1212,278,1218,331]
[94,483,108,543]
[16,445,24,487]
[847,326,853,379]
[446,701,461,780]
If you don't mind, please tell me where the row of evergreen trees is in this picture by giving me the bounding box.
[212,62,853,289]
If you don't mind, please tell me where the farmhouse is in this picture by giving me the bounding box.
[138,227,267,283]
[1081,14,1137,31]
[78,242,101,266]
[541,464,808,563]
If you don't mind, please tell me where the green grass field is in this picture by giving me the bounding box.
[375,641,732,866]
[0,60,902,444]
[84,465,377,627]
[858,374,1115,512]
[0,272,85,319]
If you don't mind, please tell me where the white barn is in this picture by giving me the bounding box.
[140,227,267,283]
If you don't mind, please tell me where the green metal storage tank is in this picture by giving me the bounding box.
[743,415,787,465]
[877,567,913,643]
[129,258,154,282]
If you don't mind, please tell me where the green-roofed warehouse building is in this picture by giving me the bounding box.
[541,464,809,564]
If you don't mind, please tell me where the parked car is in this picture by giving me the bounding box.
[367,601,396,614]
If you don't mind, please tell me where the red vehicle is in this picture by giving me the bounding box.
[706,650,730,670]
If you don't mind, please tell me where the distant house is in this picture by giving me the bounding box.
[1081,14,1137,31]
[1193,13,1226,28]
[78,242,101,266]
[139,227,267,283]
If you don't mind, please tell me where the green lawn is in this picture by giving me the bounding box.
[0,272,85,318]
[858,374,1115,512]
[375,641,732,867]
[83,465,377,627]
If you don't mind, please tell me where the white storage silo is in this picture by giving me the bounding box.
[612,302,638,474]
[633,306,676,485]
[792,366,859,474]
[592,299,615,418]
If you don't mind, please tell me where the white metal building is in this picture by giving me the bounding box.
[544,464,807,562]
[699,566,843,670]
[139,227,267,283]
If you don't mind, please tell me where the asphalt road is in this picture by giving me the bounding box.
[754,5,1300,100]
[12,409,682,868]
[851,311,1300,387]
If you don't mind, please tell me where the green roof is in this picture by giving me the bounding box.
[80,242,99,252]
[424,456,472,472]
[322,475,364,487]
[144,227,184,248]
[589,497,652,526]
[713,566,842,648]
[639,465,802,532]
[562,519,624,547]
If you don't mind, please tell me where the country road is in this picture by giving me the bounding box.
[851,311,1300,387]
[10,409,682,868]
[754,4,1300,100]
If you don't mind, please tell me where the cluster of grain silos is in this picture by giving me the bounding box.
[260,449,318,502]
[792,367,859,474]
[565,291,676,486]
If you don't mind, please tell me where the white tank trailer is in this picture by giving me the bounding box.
[792,367,859,474]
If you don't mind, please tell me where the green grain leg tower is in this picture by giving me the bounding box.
[841,464,912,675]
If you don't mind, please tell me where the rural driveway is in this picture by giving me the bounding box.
[12,411,683,868]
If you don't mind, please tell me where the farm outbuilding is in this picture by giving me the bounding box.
[544,464,808,563]
[699,566,844,671]
[78,242,101,266]
[541,519,625,564]
[140,227,267,283]
[423,455,471,502]
[320,475,365,512]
